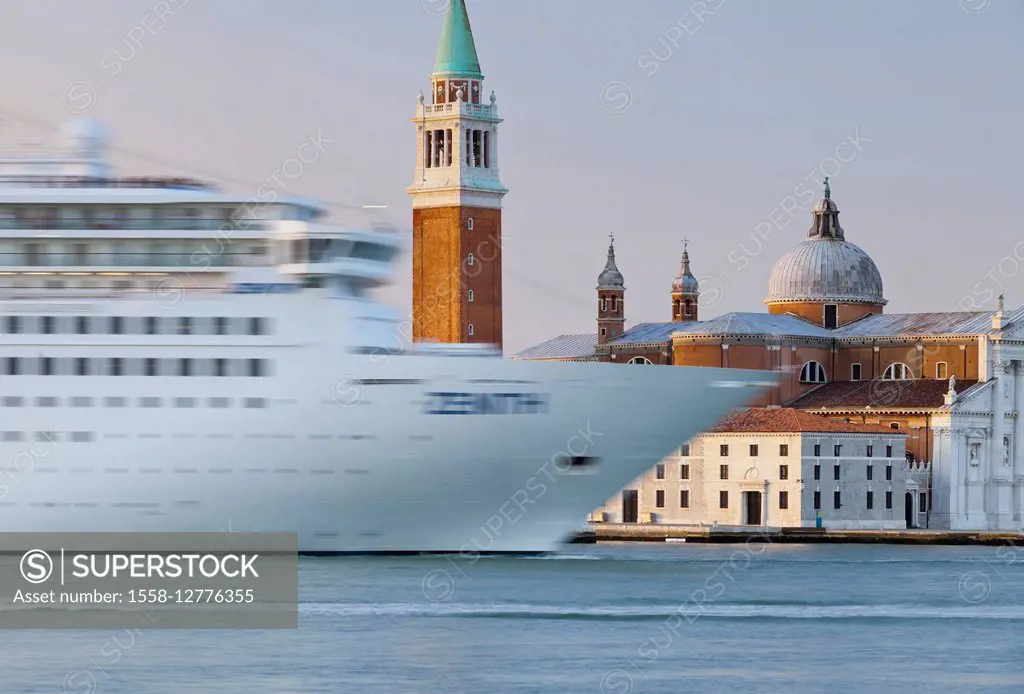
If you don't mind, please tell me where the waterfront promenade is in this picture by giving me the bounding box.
[580,523,1024,546]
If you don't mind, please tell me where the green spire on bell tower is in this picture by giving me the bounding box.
[433,0,483,78]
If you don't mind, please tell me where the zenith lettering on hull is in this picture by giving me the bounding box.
[423,392,550,415]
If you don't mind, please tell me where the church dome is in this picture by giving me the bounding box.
[765,180,886,306]
[766,237,885,305]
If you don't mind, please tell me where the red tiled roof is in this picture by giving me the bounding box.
[710,408,905,435]
[786,379,975,410]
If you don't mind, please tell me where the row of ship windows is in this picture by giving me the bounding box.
[0,396,268,409]
[0,315,271,336]
[2,357,270,377]
[0,433,380,444]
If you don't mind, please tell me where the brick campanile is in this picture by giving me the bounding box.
[408,0,507,349]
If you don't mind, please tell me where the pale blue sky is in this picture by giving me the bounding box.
[1,0,1021,353]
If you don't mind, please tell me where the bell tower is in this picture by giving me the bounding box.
[597,233,626,345]
[408,0,507,348]
[671,240,700,322]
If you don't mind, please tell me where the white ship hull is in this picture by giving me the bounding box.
[0,294,769,553]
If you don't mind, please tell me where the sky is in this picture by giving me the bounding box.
[0,0,1021,354]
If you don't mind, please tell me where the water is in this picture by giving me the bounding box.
[4,543,1024,693]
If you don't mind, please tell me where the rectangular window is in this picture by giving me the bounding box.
[215,317,228,335]
[749,444,759,457]
[145,316,157,335]
[886,445,893,457]
[834,491,842,509]
[215,358,228,377]
[483,130,490,168]
[74,357,89,376]
[866,491,874,510]
[111,316,124,335]
[70,397,92,408]
[834,464,841,481]
[655,490,665,508]
[814,444,821,457]
[824,304,838,329]
[104,397,127,408]
[867,464,874,481]
[680,464,690,480]
[655,464,665,480]
[886,491,893,509]
[867,445,874,458]
[779,465,789,480]
[42,316,55,334]
[680,490,690,508]
[249,317,264,335]
[1,396,23,407]
[70,432,94,443]
[814,464,821,480]
[145,358,158,377]
[139,397,161,408]
[76,316,90,335]
[834,444,842,457]
[936,362,948,380]
[6,316,21,334]
[719,464,729,480]
[886,464,893,481]
[36,396,58,408]
[851,363,862,381]
[814,491,821,510]
[41,357,54,376]
[779,491,789,510]
[208,397,231,408]
[920,492,927,512]
[779,444,789,457]
[720,444,729,456]
[179,358,192,377]
[178,317,192,335]
[719,491,729,509]
[243,398,267,409]
[681,444,690,457]
[109,357,123,376]
[174,397,196,408]
[249,359,265,378]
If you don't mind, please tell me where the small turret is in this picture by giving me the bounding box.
[597,233,625,345]
[671,239,700,322]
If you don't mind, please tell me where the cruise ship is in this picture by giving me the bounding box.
[0,119,771,552]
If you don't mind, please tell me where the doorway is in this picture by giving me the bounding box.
[622,490,639,524]
[744,491,763,526]
[905,492,914,528]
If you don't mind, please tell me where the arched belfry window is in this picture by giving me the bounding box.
[882,363,913,380]
[799,361,827,384]
[628,357,653,365]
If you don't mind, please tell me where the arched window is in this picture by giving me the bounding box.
[799,361,827,384]
[467,217,474,231]
[611,296,618,311]
[468,324,475,337]
[600,298,607,312]
[882,363,912,380]
[628,357,653,365]
[467,253,475,266]
[467,289,474,303]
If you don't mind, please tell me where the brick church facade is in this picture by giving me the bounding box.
[516,181,1024,531]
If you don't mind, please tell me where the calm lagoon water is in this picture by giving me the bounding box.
[5,543,1024,693]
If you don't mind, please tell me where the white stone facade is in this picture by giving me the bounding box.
[593,430,909,530]
[930,334,1024,529]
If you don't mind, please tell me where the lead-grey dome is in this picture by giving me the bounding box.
[765,181,886,306]
[597,238,624,289]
